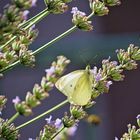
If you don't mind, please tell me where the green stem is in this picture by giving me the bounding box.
[0,26,77,73]
[51,126,65,140]
[16,99,69,130]
[0,12,94,73]
[33,25,77,55]
[24,10,50,30]
[0,9,49,49]
[20,8,49,28]
[0,60,20,73]
[87,12,94,19]
[7,112,19,124]
[0,36,17,49]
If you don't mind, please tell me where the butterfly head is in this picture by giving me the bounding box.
[85,65,91,74]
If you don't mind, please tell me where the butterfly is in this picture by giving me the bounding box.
[55,66,93,106]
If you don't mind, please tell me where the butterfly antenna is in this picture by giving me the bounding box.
[79,53,87,65]
[88,54,100,66]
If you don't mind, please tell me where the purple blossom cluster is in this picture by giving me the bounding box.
[71,7,86,16]
[45,115,62,129]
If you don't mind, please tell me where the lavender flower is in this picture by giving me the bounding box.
[102,56,111,64]
[67,125,77,136]
[137,114,140,127]
[54,118,62,128]
[115,49,119,53]
[45,66,55,76]
[95,73,102,82]
[112,61,118,66]
[31,0,37,7]
[22,10,30,20]
[45,116,62,128]
[12,96,21,104]
[45,115,52,124]
[91,66,97,75]
[71,7,86,16]
[71,7,92,31]
[136,114,140,119]
[71,7,78,14]
[115,137,119,140]
[106,81,113,88]
[91,67,102,82]
[28,138,35,140]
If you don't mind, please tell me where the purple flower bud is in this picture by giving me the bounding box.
[112,61,118,66]
[115,49,119,53]
[91,67,102,82]
[95,73,102,82]
[136,114,140,119]
[31,0,37,7]
[22,10,30,20]
[12,96,21,104]
[45,66,55,76]
[78,11,86,16]
[30,24,35,30]
[54,118,62,128]
[102,56,111,64]
[0,110,2,115]
[91,66,97,75]
[71,7,78,14]
[67,125,77,136]
[71,7,86,16]
[28,138,35,140]
[45,116,62,128]
[106,81,113,88]
[45,115,52,124]
[115,137,119,140]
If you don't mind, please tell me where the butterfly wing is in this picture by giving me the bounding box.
[55,70,85,97]
[69,71,93,106]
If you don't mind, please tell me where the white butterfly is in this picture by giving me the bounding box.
[55,66,93,106]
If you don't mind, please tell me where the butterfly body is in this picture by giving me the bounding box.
[55,66,93,106]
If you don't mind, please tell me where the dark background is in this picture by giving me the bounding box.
[0,0,140,139]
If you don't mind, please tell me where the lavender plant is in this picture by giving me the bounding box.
[115,115,140,140]
[0,0,140,140]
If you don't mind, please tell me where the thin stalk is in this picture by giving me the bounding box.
[87,12,94,19]
[33,25,77,55]
[51,126,65,140]
[20,8,49,28]
[0,60,20,73]
[0,12,94,73]
[7,112,19,124]
[0,9,49,49]
[24,10,50,30]
[16,99,68,130]
[0,26,77,73]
